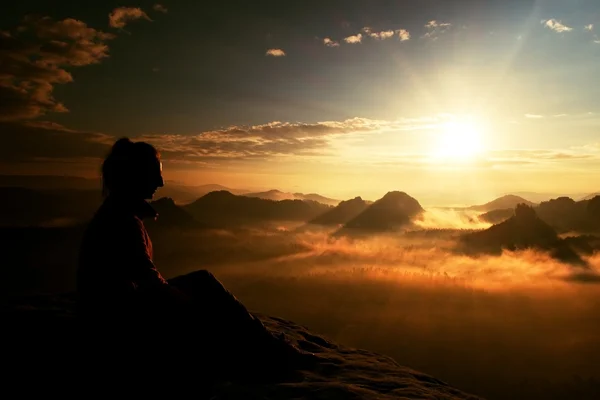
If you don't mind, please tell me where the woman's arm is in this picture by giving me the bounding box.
[119,217,168,289]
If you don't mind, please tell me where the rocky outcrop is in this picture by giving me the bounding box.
[2,273,482,400]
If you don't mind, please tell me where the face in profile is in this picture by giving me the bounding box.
[138,157,164,199]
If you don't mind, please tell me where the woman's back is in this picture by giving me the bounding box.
[77,195,167,316]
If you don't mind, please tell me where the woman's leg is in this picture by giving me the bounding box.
[168,270,319,378]
[168,270,266,334]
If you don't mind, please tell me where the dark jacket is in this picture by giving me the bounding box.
[77,195,168,316]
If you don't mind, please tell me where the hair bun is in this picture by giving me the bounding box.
[111,137,134,155]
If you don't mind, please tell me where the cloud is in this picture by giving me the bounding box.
[397,29,411,41]
[323,38,340,47]
[344,33,362,44]
[585,24,594,31]
[542,19,573,33]
[0,120,112,163]
[109,7,152,29]
[362,27,395,40]
[153,4,168,13]
[266,48,286,57]
[423,20,452,39]
[525,114,544,119]
[488,148,599,164]
[0,16,115,121]
[136,117,423,162]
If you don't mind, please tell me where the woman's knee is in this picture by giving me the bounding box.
[189,269,216,282]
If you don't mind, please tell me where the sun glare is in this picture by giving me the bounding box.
[431,117,486,162]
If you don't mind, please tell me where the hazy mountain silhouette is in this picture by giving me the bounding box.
[462,205,557,249]
[478,208,515,224]
[244,189,340,206]
[461,204,585,264]
[309,196,369,226]
[156,183,249,204]
[508,191,588,204]
[535,197,590,232]
[3,275,482,400]
[0,174,100,190]
[588,195,600,215]
[0,187,101,227]
[293,192,340,206]
[580,192,600,201]
[477,195,600,233]
[146,197,207,229]
[341,191,424,232]
[184,191,332,226]
[468,195,536,212]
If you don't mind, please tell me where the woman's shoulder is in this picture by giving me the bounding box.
[85,209,147,239]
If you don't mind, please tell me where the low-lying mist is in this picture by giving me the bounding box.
[414,208,493,230]
[151,217,599,400]
[4,205,600,400]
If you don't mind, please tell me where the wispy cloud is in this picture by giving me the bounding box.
[153,4,168,13]
[397,29,411,41]
[585,24,594,31]
[542,19,573,33]
[323,37,340,47]
[344,33,362,44]
[109,7,152,29]
[525,114,544,119]
[136,117,436,162]
[423,20,452,39]
[266,48,286,57]
[362,27,395,40]
[489,148,598,164]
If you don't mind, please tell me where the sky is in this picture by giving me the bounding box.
[2,0,600,205]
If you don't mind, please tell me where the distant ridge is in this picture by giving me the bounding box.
[580,192,600,201]
[468,195,536,212]
[0,175,100,190]
[148,197,206,229]
[184,191,331,226]
[310,196,369,226]
[244,189,340,206]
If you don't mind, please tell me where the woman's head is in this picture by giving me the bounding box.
[101,137,164,199]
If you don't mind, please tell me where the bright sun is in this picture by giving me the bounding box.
[430,118,486,162]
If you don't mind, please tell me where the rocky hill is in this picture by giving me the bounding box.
[341,191,424,232]
[2,272,482,399]
[460,204,586,264]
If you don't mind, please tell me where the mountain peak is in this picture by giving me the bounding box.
[462,205,559,252]
[469,195,536,212]
[342,191,423,232]
[381,191,412,200]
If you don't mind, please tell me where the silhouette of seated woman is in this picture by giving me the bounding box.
[77,138,314,377]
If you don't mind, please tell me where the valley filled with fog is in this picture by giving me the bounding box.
[3,180,600,399]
